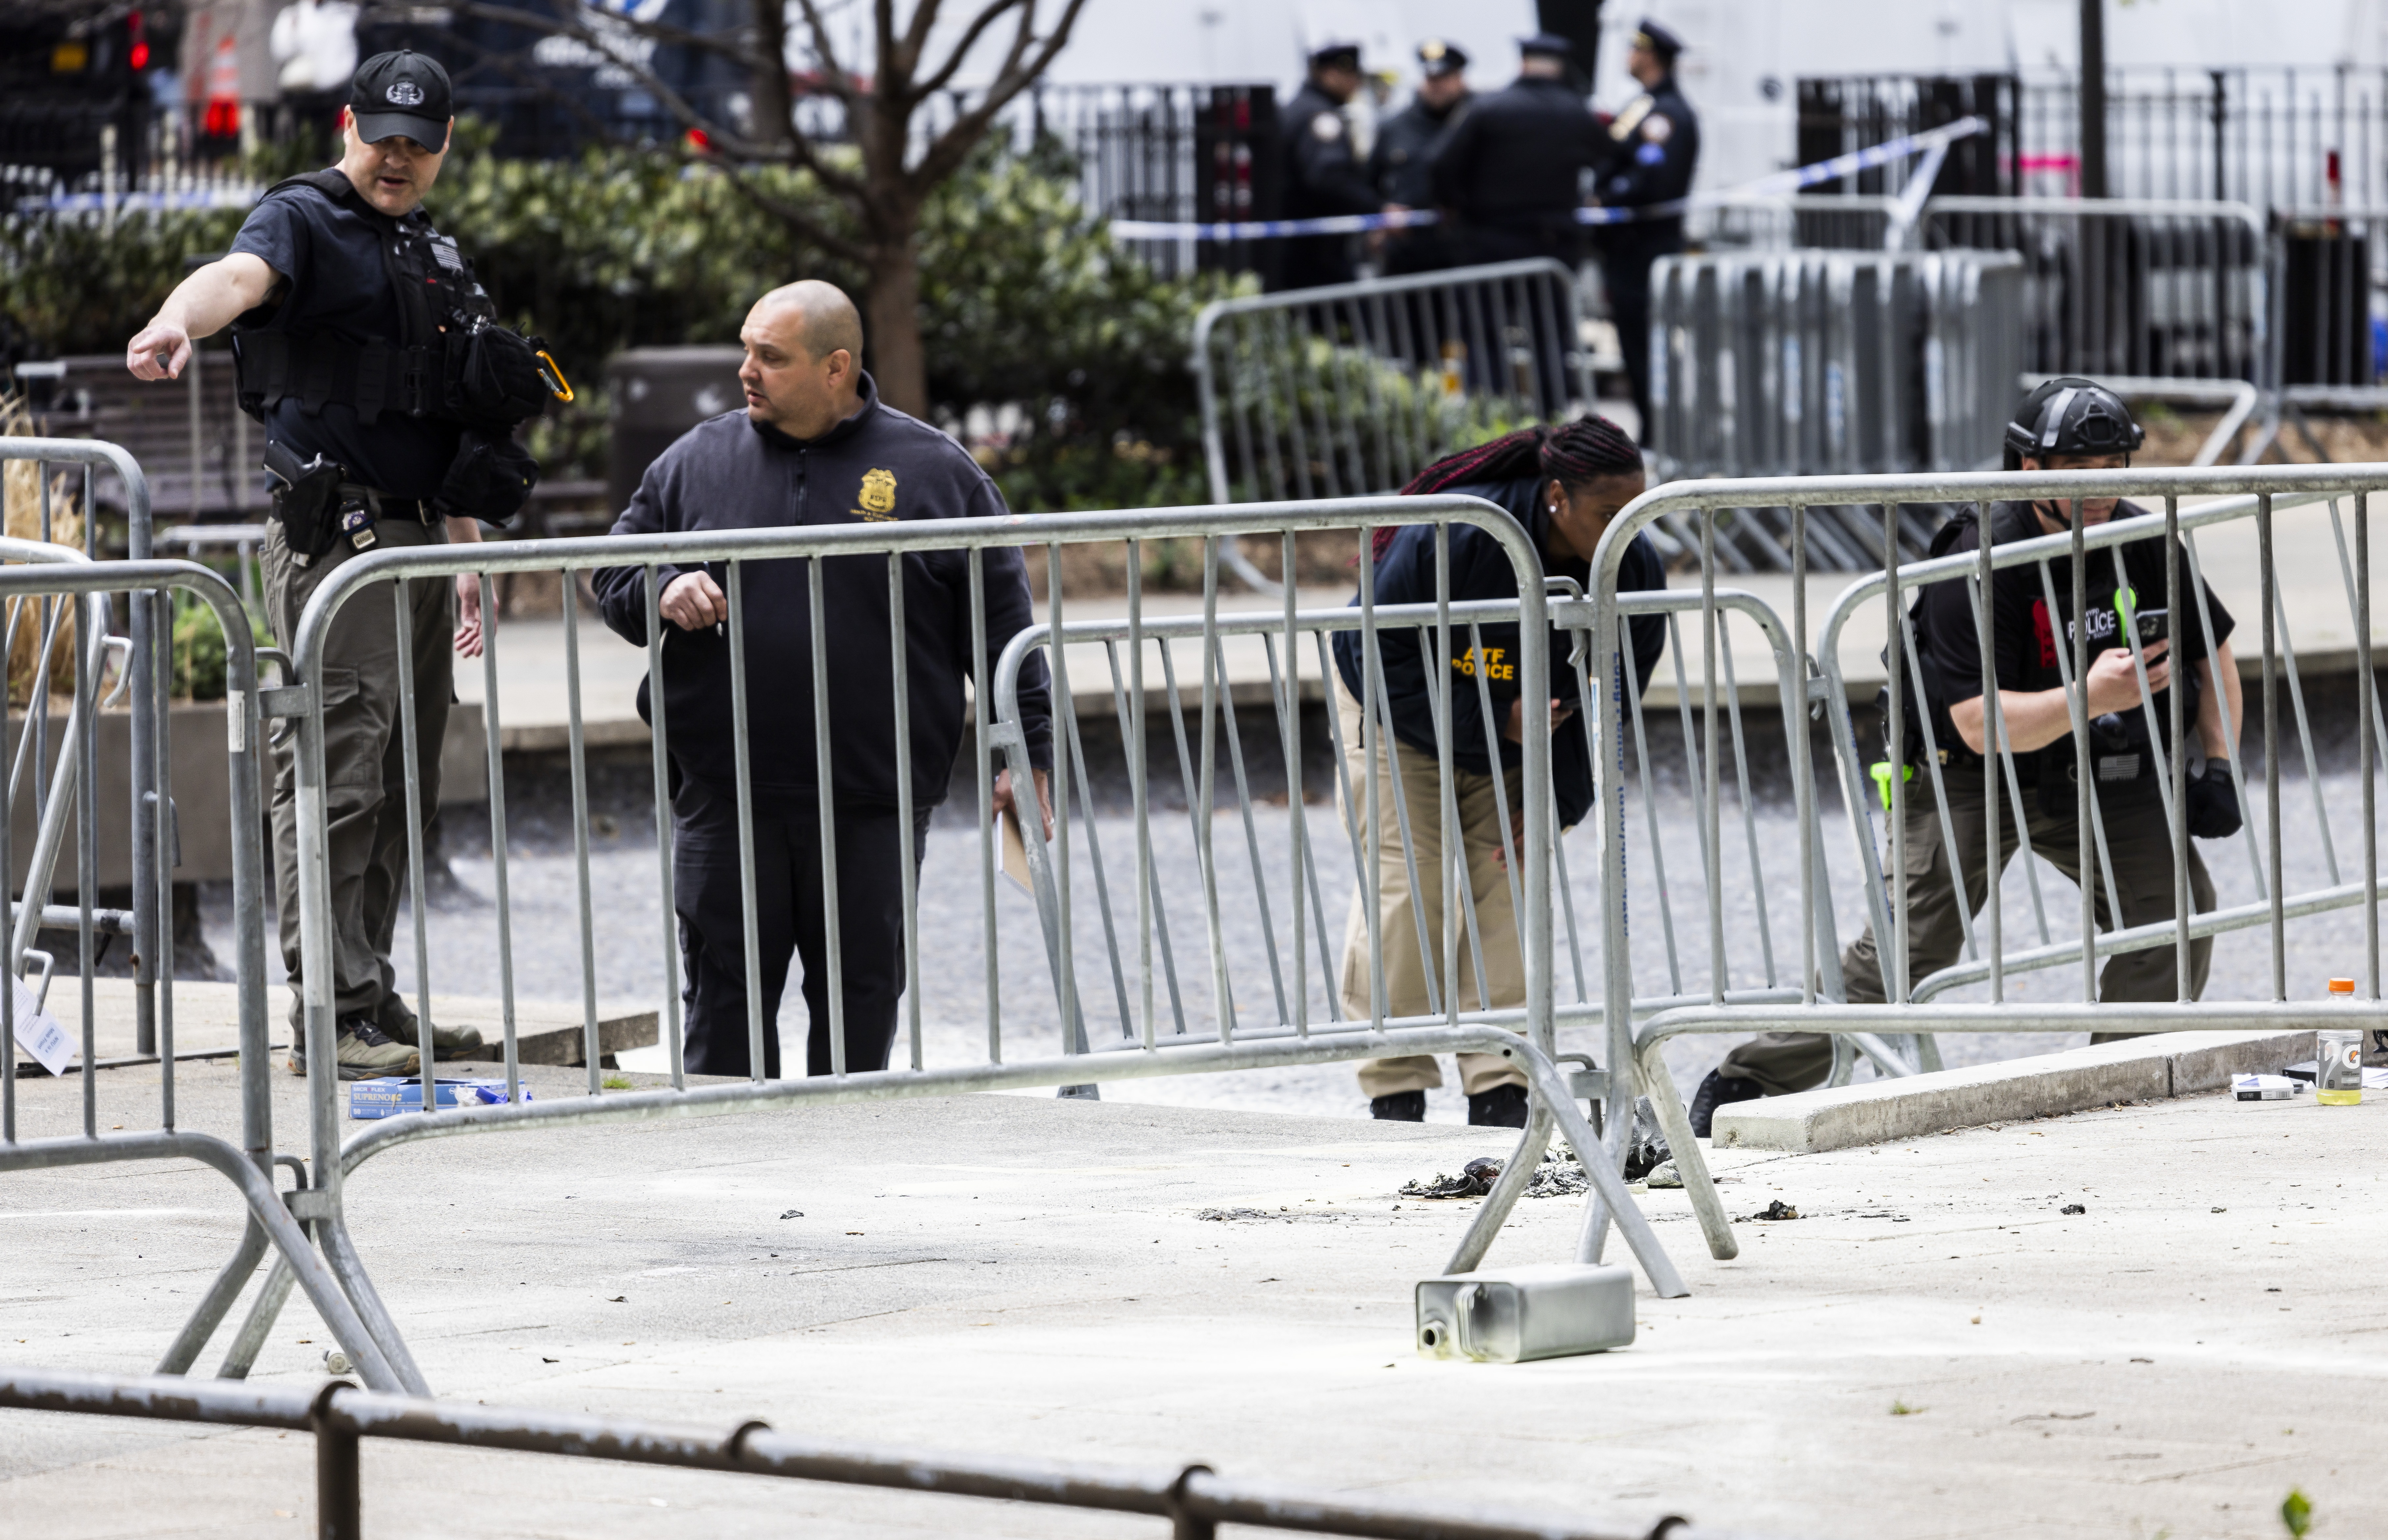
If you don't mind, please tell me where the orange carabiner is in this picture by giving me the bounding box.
[535,348,575,404]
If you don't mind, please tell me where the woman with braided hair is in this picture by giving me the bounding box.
[1330,415,1670,1125]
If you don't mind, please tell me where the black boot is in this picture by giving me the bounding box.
[1688,1069,1765,1138]
[1466,1083,1529,1128]
[1370,1090,1427,1121]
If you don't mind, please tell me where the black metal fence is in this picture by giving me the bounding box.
[1801,67,2388,208]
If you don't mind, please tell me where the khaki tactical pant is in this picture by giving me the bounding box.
[1333,672,1529,1098]
[264,516,454,1038]
[1718,769,2215,1096]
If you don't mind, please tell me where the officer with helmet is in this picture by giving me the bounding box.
[126,49,556,1080]
[1690,379,2248,1131]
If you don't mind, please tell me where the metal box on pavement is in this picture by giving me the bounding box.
[1415,1263,1635,1363]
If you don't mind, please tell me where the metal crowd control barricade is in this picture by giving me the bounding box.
[0,1368,1738,1540]
[236,496,1687,1395]
[0,542,400,1387]
[1191,260,1590,589]
[1585,465,2385,1264]
[0,439,171,1060]
[1644,249,2024,568]
[987,567,1825,1198]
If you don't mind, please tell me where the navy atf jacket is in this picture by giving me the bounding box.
[592,372,1053,809]
[1331,477,1667,828]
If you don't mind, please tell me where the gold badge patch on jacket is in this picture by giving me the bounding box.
[855,467,898,521]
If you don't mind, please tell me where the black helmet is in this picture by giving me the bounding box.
[2002,377,2144,469]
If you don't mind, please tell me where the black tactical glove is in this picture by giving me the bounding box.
[2185,759,2242,839]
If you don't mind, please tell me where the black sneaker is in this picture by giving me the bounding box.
[1466,1083,1529,1128]
[1688,1069,1765,1138]
[1370,1090,1427,1121]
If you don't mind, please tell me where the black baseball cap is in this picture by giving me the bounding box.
[350,50,453,147]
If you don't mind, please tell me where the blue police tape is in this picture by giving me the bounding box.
[1108,116,1985,242]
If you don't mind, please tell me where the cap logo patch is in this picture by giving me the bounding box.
[386,79,425,106]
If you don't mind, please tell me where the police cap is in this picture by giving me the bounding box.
[1308,40,1362,72]
[1632,18,1688,60]
[2003,377,2146,468]
[1518,33,1575,60]
[1417,38,1469,77]
[351,49,453,147]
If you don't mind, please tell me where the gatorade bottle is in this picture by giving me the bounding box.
[2317,978,2363,1106]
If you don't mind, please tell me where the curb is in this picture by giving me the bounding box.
[1708,1028,2314,1152]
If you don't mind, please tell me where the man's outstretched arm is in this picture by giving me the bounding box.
[125,254,280,381]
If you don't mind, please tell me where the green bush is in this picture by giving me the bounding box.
[1,128,1242,511]
[171,586,271,701]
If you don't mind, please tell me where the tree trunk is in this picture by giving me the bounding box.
[747,0,793,152]
[866,222,928,417]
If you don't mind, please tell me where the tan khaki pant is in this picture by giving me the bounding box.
[1333,672,1528,1097]
[1718,769,2215,1095]
[264,515,455,1037]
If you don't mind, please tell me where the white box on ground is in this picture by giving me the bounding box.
[10,973,70,1076]
[1415,1263,1636,1363]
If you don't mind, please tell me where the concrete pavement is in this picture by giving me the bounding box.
[2,1051,2383,1539]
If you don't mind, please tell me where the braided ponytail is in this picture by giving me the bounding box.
[1377,414,1644,558]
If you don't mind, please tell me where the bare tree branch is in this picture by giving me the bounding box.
[909,0,1088,191]
[911,0,1031,101]
[789,0,861,109]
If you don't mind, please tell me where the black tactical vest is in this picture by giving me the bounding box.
[232,170,547,431]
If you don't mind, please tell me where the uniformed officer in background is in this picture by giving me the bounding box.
[1277,40,1391,291]
[1368,39,1471,277]
[125,50,552,1080]
[1591,18,1701,431]
[1427,33,1601,268]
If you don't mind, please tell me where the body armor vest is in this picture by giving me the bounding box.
[232,169,548,431]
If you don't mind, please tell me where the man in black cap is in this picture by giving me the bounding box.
[1277,40,1392,291]
[1591,19,1701,430]
[1368,39,1472,277]
[125,49,551,1080]
[1427,33,1601,268]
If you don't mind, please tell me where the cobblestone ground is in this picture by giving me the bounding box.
[220,768,2377,1126]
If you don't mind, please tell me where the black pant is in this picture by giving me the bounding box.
[672,776,931,1079]
[1597,225,1682,431]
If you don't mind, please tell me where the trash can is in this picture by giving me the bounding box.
[605,347,746,512]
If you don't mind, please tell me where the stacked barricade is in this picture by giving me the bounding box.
[1645,249,2023,486]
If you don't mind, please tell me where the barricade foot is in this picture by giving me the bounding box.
[157,1215,270,1375]
[219,1252,299,1379]
[1440,1103,1554,1275]
[1633,1041,1738,1262]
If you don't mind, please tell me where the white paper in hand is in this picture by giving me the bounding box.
[10,972,71,1077]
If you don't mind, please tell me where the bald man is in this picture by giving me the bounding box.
[592,282,1053,1080]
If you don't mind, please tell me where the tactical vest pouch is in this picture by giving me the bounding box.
[2033,715,2154,820]
[437,428,539,526]
[448,322,549,430]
